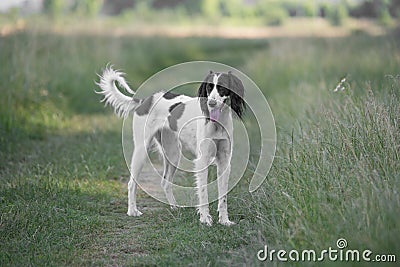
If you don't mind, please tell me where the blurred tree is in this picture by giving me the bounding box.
[282,0,316,17]
[182,0,203,15]
[152,0,186,9]
[102,0,135,15]
[72,0,103,17]
[202,0,220,18]
[43,0,65,17]
[303,0,317,17]
[220,0,241,17]
[327,1,349,26]
[377,0,394,25]
[350,0,396,17]
[133,0,153,20]
[254,1,288,26]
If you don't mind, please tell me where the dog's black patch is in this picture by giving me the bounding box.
[163,91,180,100]
[135,95,153,116]
[168,102,185,131]
[168,102,182,113]
[132,98,141,104]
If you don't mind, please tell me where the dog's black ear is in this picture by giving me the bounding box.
[228,72,246,120]
[198,73,212,122]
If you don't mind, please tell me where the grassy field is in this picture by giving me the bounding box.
[0,21,399,266]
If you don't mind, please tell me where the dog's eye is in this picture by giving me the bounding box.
[206,83,214,93]
[217,85,229,96]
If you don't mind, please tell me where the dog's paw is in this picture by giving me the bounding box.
[199,213,213,226]
[219,218,236,226]
[127,209,143,217]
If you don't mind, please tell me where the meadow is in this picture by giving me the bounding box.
[0,21,399,266]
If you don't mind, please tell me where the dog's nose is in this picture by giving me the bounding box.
[208,99,217,108]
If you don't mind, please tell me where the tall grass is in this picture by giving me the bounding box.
[245,82,400,252]
[231,35,400,265]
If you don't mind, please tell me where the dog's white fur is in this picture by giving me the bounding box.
[97,66,245,226]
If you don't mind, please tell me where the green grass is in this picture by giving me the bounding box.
[0,22,399,266]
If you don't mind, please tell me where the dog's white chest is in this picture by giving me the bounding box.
[205,122,229,140]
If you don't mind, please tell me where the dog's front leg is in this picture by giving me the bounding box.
[217,162,235,226]
[195,167,212,226]
[216,139,235,226]
[196,153,212,226]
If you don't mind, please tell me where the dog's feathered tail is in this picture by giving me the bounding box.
[96,65,139,118]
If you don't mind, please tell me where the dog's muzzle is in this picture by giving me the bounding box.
[208,99,222,122]
[208,99,217,108]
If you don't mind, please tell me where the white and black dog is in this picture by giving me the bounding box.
[96,66,245,226]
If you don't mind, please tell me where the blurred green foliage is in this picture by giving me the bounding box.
[327,2,349,26]
[13,1,399,27]
[43,0,65,17]
[72,0,103,17]
[43,0,103,17]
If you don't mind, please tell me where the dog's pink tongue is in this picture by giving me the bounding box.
[210,108,221,122]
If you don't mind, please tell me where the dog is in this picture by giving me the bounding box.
[96,66,245,226]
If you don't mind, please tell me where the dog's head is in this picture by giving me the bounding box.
[197,71,245,123]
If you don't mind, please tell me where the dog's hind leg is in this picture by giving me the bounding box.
[127,145,147,217]
[128,110,165,216]
[161,160,179,209]
[156,129,180,209]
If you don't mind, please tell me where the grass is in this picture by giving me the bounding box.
[0,19,399,266]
